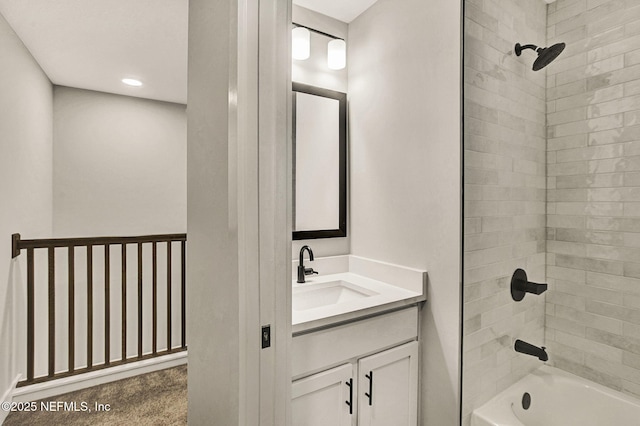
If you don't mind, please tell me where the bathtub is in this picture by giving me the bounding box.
[472,366,640,426]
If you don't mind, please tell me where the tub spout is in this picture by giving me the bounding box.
[515,339,548,362]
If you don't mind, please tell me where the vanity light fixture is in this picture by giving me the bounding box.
[292,23,346,70]
[122,78,143,87]
[292,27,311,60]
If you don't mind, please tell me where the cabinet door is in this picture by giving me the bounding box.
[292,364,354,426]
[358,341,419,426]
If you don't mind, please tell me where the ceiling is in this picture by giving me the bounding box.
[0,0,377,105]
[0,0,188,104]
[293,0,378,23]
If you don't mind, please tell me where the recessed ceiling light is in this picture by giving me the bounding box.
[122,78,142,87]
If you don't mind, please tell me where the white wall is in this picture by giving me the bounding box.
[0,10,52,421]
[53,86,187,237]
[348,0,462,424]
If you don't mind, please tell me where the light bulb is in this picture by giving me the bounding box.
[292,27,310,60]
[327,39,346,70]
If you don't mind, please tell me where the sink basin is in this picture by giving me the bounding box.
[293,280,377,311]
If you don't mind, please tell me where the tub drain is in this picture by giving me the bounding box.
[522,392,531,410]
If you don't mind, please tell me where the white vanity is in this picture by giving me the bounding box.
[291,255,427,425]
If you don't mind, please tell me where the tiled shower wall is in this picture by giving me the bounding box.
[462,0,547,423]
[545,0,640,397]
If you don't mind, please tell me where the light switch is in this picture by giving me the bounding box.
[262,325,271,349]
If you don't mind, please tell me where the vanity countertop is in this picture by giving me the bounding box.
[291,255,427,334]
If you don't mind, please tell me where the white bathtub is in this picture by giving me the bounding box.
[472,366,640,426]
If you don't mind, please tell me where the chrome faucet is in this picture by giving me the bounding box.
[514,339,548,362]
[297,245,318,283]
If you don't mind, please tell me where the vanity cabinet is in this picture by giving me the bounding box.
[292,341,418,425]
[292,307,419,425]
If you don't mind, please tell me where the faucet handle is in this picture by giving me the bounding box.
[304,268,318,276]
[511,268,548,301]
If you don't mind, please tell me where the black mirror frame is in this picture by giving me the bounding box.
[292,82,347,240]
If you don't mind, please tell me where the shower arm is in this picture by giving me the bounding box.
[515,43,539,56]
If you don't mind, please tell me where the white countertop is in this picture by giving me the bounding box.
[291,255,427,334]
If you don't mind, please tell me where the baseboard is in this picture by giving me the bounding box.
[11,351,187,403]
[0,374,21,425]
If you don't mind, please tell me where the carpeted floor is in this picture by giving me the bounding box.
[4,365,187,426]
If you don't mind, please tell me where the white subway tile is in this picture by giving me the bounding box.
[588,34,640,63]
[587,299,640,325]
[547,315,586,336]
[557,330,623,361]
[555,303,624,334]
[588,94,640,118]
[587,271,640,294]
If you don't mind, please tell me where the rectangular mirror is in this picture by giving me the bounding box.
[292,83,347,240]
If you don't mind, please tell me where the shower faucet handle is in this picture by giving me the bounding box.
[511,268,547,302]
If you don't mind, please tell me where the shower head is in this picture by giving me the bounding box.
[515,42,566,71]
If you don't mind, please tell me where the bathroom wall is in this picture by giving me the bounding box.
[462,1,547,424]
[53,86,187,237]
[0,11,52,421]
[545,0,640,398]
[348,0,461,424]
[291,5,349,259]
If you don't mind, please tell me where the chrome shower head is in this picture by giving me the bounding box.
[515,42,566,71]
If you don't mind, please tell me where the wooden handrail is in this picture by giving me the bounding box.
[12,233,186,256]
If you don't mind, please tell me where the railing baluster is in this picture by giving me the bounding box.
[48,247,55,377]
[105,244,110,365]
[68,246,75,373]
[152,242,157,355]
[181,240,186,349]
[138,242,143,358]
[87,245,93,369]
[26,248,34,382]
[121,244,127,361]
[167,241,172,351]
